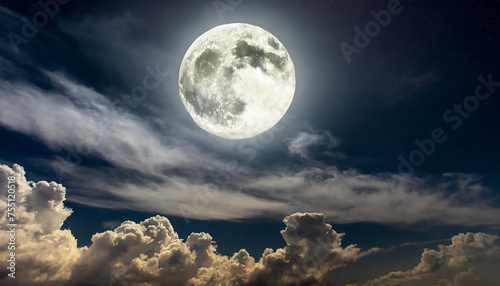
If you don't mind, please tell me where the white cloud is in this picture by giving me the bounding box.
[0,70,499,227]
[0,71,225,177]
[0,164,79,284]
[1,163,500,286]
[61,164,500,226]
[349,232,500,286]
[241,168,500,226]
[0,164,368,285]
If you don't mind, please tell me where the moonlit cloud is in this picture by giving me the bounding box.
[0,164,79,284]
[0,6,498,228]
[58,163,500,226]
[0,69,499,226]
[0,164,368,285]
[349,232,500,286]
[287,131,341,158]
[1,163,499,286]
[241,168,500,226]
[0,70,224,176]
[1,1,499,285]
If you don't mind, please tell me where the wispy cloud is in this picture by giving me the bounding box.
[57,159,500,226]
[0,69,499,226]
[387,71,438,104]
[0,70,224,177]
[102,220,122,230]
[287,131,341,158]
[0,10,498,227]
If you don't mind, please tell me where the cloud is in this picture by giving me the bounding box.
[52,160,500,226]
[2,163,500,285]
[0,164,80,285]
[349,232,500,286]
[240,168,500,226]
[0,163,370,285]
[287,131,341,158]
[102,220,123,230]
[0,49,499,227]
[387,71,438,104]
[0,70,226,177]
[395,71,438,91]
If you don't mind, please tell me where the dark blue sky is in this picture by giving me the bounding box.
[1,0,500,285]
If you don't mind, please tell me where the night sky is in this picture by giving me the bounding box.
[1,0,500,285]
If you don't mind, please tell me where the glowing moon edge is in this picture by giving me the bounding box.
[179,23,296,139]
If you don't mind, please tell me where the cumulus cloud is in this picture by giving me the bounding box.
[0,164,369,285]
[0,164,79,285]
[349,232,500,286]
[1,163,500,285]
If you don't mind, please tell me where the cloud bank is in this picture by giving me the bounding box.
[0,68,500,227]
[0,164,369,285]
[349,232,500,286]
[1,164,500,285]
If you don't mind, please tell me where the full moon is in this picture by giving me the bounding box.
[179,23,296,139]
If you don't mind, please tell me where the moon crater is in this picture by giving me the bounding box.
[179,23,295,139]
